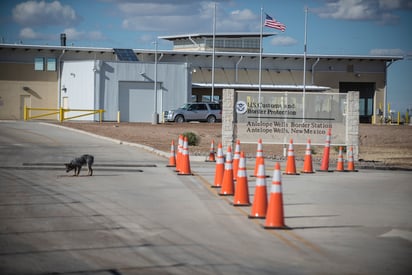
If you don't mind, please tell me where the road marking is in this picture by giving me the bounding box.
[194,172,327,255]
[380,229,412,242]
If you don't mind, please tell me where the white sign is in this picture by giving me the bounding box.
[235,91,347,145]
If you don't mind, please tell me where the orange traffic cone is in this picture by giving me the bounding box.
[166,140,176,167]
[335,146,345,172]
[249,162,268,219]
[219,146,234,196]
[301,138,314,173]
[284,139,299,175]
[264,162,287,229]
[233,152,251,206]
[212,143,224,188]
[175,135,184,172]
[318,128,333,172]
[205,139,216,162]
[232,139,241,181]
[253,138,264,177]
[178,136,193,176]
[347,146,358,172]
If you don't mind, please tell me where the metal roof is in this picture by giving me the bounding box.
[137,49,403,62]
[159,33,275,40]
[0,43,114,53]
[192,83,330,91]
[0,43,404,62]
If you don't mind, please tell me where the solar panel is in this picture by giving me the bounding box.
[114,48,139,61]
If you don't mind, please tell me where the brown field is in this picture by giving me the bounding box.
[58,122,412,169]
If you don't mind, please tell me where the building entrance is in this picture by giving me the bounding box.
[340,82,375,123]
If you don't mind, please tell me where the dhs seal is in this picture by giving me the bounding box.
[235,101,247,114]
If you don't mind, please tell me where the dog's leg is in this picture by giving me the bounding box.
[77,166,82,176]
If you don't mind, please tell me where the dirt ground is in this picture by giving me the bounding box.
[58,121,412,169]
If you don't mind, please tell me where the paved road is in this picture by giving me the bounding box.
[0,121,411,274]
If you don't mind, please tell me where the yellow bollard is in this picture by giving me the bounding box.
[117,111,120,123]
[24,105,27,121]
[59,107,64,122]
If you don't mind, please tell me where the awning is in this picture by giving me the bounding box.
[192,83,330,91]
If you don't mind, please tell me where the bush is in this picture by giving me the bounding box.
[182,131,199,146]
[333,146,346,153]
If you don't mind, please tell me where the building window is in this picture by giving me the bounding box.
[225,39,242,48]
[243,38,259,48]
[47,58,56,71]
[34,57,44,71]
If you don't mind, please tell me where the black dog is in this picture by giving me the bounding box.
[65,154,94,176]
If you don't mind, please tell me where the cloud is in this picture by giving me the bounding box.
[119,1,206,32]
[219,8,258,32]
[12,0,79,27]
[138,34,156,44]
[12,1,105,43]
[231,9,255,20]
[20,27,39,39]
[19,27,52,40]
[270,36,298,46]
[18,27,105,42]
[63,28,106,41]
[369,48,405,56]
[313,0,412,23]
[118,1,259,33]
[118,2,190,16]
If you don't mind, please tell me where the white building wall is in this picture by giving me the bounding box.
[98,61,190,121]
[61,60,96,120]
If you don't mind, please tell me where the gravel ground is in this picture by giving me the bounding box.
[57,121,412,170]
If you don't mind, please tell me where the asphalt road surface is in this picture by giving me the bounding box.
[0,121,411,275]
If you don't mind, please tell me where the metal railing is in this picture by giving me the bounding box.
[24,106,105,122]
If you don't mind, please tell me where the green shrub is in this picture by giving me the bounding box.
[333,146,347,153]
[182,131,199,146]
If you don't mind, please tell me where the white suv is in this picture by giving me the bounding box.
[164,102,222,123]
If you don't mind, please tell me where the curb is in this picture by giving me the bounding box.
[42,122,412,169]
[43,122,208,162]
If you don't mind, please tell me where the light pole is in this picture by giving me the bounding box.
[211,3,216,102]
[302,7,308,122]
[152,39,158,124]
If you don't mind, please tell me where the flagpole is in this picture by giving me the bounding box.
[302,7,308,122]
[258,7,263,119]
[211,2,216,102]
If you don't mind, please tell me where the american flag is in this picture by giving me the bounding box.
[264,13,286,32]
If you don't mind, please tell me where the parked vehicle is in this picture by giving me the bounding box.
[164,102,222,123]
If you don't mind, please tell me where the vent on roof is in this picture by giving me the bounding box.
[114,48,139,61]
[60,33,66,46]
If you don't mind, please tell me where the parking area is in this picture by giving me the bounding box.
[0,121,411,274]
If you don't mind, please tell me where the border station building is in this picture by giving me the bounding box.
[0,33,403,123]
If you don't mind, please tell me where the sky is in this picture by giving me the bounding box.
[1,0,411,113]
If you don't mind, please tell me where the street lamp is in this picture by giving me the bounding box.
[152,39,158,124]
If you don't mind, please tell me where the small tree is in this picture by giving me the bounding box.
[182,132,199,146]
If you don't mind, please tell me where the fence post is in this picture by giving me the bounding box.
[59,108,64,122]
[24,105,28,121]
